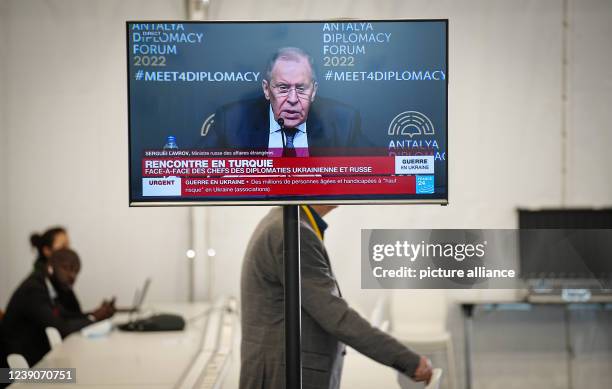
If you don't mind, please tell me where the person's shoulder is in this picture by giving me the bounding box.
[258,207,284,235]
[256,208,321,243]
[311,96,358,117]
[6,271,46,307]
[244,208,284,260]
[18,271,46,293]
[299,222,324,247]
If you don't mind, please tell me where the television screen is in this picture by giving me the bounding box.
[127,20,448,205]
[518,209,612,281]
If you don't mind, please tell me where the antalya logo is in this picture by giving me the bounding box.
[201,113,215,136]
[388,111,435,138]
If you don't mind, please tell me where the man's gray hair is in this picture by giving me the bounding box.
[264,47,317,83]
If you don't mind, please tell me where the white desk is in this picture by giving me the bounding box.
[9,302,237,389]
[460,299,612,389]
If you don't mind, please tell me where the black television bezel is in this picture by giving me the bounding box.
[126,19,449,206]
[517,208,612,280]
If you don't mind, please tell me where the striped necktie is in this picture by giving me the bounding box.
[283,128,298,157]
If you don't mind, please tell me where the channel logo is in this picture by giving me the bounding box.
[416,175,434,194]
[388,111,435,138]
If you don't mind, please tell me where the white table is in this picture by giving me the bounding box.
[460,298,612,389]
[9,302,222,389]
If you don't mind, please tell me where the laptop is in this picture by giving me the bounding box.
[116,278,151,313]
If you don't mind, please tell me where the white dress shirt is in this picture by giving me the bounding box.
[267,106,309,157]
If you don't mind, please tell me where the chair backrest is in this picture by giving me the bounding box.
[45,327,62,350]
[370,295,388,329]
[391,290,448,334]
[7,353,29,368]
[424,368,443,389]
[0,309,4,322]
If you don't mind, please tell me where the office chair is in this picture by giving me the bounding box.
[7,354,29,369]
[370,295,390,332]
[390,291,458,389]
[45,327,62,350]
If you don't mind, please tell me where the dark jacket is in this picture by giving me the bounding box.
[204,97,365,155]
[0,270,91,367]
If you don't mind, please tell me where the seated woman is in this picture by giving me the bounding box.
[1,248,115,367]
[30,226,69,273]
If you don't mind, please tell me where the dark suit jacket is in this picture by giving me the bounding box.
[33,257,85,316]
[0,270,91,367]
[239,208,420,389]
[205,97,364,155]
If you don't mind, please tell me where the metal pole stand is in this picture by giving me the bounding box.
[283,205,302,388]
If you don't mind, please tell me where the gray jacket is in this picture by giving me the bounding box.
[240,207,420,389]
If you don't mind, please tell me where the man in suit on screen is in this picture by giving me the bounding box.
[206,47,364,156]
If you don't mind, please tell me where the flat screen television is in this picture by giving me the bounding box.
[127,20,448,205]
[518,209,612,283]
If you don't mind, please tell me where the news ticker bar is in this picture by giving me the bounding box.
[142,175,434,197]
[141,156,435,177]
[182,175,416,197]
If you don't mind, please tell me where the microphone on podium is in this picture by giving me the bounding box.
[277,118,296,157]
[277,118,286,148]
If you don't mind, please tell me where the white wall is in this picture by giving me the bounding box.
[202,0,611,305]
[1,0,610,387]
[0,0,189,308]
[204,0,568,306]
[7,0,607,309]
[196,2,611,388]
[0,0,9,304]
[567,0,612,205]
